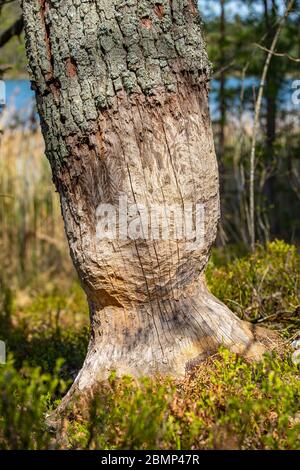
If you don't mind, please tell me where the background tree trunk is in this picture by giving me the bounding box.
[219,0,226,166]
[22,0,274,401]
[262,0,280,238]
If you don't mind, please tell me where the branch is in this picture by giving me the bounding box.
[0,0,16,8]
[253,42,300,62]
[212,59,236,78]
[0,15,23,49]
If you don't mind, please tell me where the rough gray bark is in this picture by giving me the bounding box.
[22,0,277,405]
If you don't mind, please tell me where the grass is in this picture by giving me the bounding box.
[0,129,68,283]
[1,349,300,450]
[0,239,299,450]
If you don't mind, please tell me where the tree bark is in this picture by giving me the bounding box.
[22,0,274,402]
[263,0,280,238]
[219,0,226,164]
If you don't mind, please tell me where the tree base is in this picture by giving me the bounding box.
[48,278,280,427]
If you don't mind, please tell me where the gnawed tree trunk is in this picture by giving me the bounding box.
[22,0,275,401]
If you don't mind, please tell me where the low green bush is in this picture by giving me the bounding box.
[0,241,299,449]
[1,349,299,450]
[0,357,67,449]
[0,278,89,375]
[206,240,300,335]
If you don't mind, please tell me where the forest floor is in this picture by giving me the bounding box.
[0,239,300,450]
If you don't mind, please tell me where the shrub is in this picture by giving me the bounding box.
[66,349,300,450]
[0,241,299,450]
[0,278,89,375]
[1,349,299,450]
[206,240,300,335]
[0,357,67,449]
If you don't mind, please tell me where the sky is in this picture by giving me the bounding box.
[198,0,285,20]
[199,0,250,17]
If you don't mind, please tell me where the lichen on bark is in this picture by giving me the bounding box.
[23,0,210,145]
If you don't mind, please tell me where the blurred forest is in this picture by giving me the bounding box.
[0,0,300,450]
[202,0,300,247]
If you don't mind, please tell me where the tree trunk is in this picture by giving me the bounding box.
[263,0,280,238]
[219,0,226,165]
[22,0,273,401]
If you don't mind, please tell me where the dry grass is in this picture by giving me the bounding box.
[0,129,70,282]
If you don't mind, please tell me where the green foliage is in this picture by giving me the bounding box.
[1,242,300,450]
[0,278,89,375]
[7,325,89,376]
[0,357,67,449]
[66,349,300,450]
[0,1,27,77]
[206,241,300,335]
[1,349,299,450]
[68,375,177,450]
